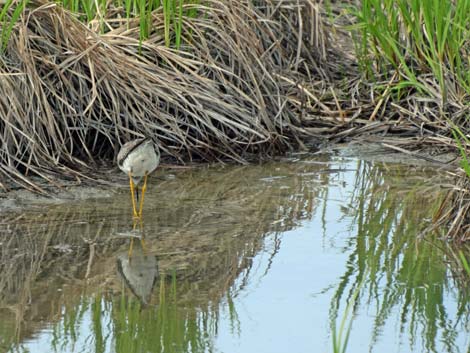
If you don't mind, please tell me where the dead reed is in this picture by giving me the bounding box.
[0,0,348,192]
[427,176,470,242]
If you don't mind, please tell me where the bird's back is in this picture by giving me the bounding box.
[118,139,160,179]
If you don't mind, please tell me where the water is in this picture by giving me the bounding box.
[1,153,469,353]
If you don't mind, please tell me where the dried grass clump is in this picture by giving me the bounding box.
[431,179,470,242]
[0,0,346,191]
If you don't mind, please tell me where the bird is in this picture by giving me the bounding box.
[117,138,160,219]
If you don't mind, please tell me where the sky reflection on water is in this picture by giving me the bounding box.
[1,154,468,353]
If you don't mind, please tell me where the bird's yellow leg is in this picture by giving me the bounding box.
[140,237,147,255]
[134,217,147,254]
[138,172,148,217]
[128,217,140,258]
[128,238,134,258]
[129,172,139,218]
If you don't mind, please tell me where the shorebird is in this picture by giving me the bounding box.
[117,138,160,218]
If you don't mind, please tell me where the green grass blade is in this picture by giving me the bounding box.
[458,250,470,277]
[175,0,183,49]
[452,127,470,178]
[1,0,28,52]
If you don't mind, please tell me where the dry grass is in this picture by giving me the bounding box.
[428,177,470,242]
[0,0,352,192]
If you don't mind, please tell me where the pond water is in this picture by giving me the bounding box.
[1,152,469,353]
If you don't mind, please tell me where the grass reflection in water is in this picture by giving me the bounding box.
[330,161,470,353]
[0,156,468,353]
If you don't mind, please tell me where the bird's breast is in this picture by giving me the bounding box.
[121,146,159,177]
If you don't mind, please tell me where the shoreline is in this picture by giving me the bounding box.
[0,143,458,214]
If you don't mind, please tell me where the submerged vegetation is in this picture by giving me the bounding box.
[1,0,470,237]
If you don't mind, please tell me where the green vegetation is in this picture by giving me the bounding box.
[0,0,28,50]
[1,0,195,47]
[351,0,470,105]
[347,0,470,240]
[452,126,470,177]
[458,250,470,276]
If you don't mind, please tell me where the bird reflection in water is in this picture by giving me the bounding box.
[116,218,159,306]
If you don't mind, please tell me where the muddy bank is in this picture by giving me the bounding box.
[0,164,193,212]
[0,144,458,214]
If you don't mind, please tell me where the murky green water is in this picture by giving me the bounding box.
[1,153,469,353]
